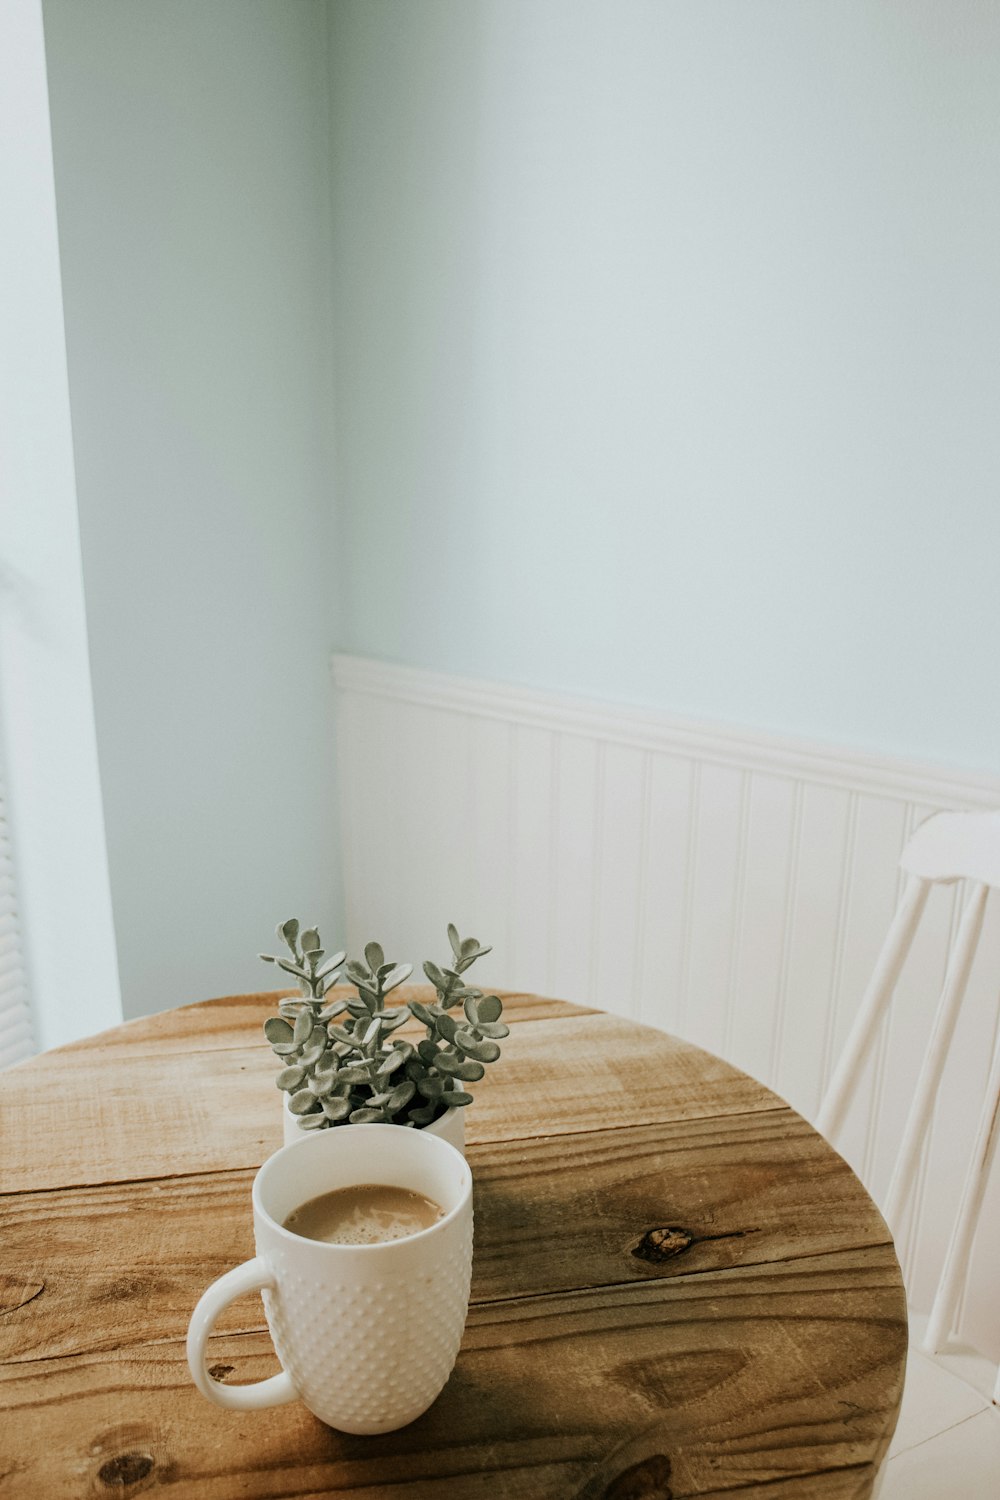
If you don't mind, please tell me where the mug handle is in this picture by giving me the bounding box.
[187,1257,297,1411]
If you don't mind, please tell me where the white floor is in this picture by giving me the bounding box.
[878,1321,1000,1499]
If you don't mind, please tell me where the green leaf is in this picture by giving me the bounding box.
[416,1038,440,1064]
[318,998,347,1022]
[387,1080,416,1113]
[454,1029,500,1064]
[300,927,321,955]
[477,995,503,1023]
[316,950,346,980]
[288,1089,321,1116]
[345,959,371,985]
[364,941,385,972]
[376,1049,406,1079]
[321,1096,351,1121]
[264,1017,294,1044]
[434,1051,485,1082]
[362,1017,382,1046]
[435,1012,459,1044]
[337,1066,372,1086]
[423,960,446,988]
[258,953,277,965]
[440,1090,474,1107]
[279,918,300,951]
[301,1036,329,1067]
[308,1071,336,1097]
[463,996,480,1027]
[476,1020,509,1039]
[277,957,310,982]
[409,1104,438,1125]
[408,1000,436,1027]
[382,963,413,991]
[326,1023,357,1046]
[271,1041,297,1057]
[447,923,462,958]
[417,1075,444,1099]
[275,1065,305,1091]
[349,1107,385,1124]
[292,1009,314,1045]
[460,936,479,957]
[298,1113,327,1131]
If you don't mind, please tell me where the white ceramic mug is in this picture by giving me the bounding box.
[187,1124,473,1434]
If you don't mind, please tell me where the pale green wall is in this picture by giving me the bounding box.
[43,0,341,1018]
[37,0,1000,1030]
[328,0,1000,772]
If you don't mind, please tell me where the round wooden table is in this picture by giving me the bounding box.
[0,991,906,1498]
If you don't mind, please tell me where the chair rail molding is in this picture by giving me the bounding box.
[332,652,1000,1365]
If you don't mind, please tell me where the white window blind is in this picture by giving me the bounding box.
[0,752,34,1068]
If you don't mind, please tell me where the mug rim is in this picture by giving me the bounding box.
[252,1122,473,1252]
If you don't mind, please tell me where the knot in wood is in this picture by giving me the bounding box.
[208,1363,235,1380]
[632,1227,694,1264]
[603,1454,673,1499]
[97,1452,154,1488]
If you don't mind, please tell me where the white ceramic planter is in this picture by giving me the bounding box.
[282,1093,466,1155]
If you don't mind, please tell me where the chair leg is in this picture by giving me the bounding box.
[885,883,989,1227]
[924,1029,1000,1353]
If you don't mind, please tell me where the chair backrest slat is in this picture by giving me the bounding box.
[817,876,929,1140]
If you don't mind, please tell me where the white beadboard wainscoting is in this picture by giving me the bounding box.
[332,653,1000,1363]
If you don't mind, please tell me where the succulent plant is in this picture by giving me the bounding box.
[260,921,506,1131]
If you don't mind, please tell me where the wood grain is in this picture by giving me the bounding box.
[0,1253,904,1499]
[0,1002,780,1194]
[45,989,597,1060]
[0,1111,893,1367]
[0,993,906,1498]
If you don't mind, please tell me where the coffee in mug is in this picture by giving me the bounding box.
[283,1183,445,1245]
[187,1124,473,1434]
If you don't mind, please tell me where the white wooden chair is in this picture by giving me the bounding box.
[817,809,1000,1497]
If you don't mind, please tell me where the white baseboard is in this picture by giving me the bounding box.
[332,652,1000,1361]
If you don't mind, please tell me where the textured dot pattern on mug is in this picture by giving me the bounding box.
[263,1222,474,1430]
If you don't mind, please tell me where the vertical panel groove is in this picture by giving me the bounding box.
[723,770,752,1059]
[505,722,516,978]
[819,792,859,1103]
[770,781,804,1088]
[588,742,606,1007]
[675,759,701,1040]
[630,750,652,1021]
[545,735,561,995]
